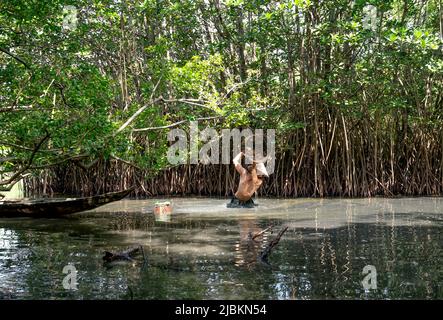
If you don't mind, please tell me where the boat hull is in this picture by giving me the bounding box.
[0,188,134,217]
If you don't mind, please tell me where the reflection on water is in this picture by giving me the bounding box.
[0,198,442,299]
[154,212,171,223]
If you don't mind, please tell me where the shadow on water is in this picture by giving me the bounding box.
[0,198,442,299]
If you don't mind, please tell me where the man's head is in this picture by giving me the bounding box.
[246,164,256,175]
[246,162,269,179]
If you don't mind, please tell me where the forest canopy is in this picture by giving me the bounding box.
[1,0,442,197]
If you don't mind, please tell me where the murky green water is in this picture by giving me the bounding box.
[0,198,441,300]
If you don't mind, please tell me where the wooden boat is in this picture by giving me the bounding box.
[0,188,134,217]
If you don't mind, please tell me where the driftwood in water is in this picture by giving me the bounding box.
[103,245,146,263]
[259,226,288,264]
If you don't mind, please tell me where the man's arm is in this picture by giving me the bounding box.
[251,161,258,184]
[233,152,246,174]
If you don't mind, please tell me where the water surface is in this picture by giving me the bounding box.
[0,198,441,299]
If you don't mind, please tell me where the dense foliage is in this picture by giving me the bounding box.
[1,0,443,197]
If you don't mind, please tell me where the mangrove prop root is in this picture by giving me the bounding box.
[259,226,288,264]
[25,140,443,199]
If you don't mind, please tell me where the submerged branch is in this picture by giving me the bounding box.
[259,226,288,265]
[250,225,273,241]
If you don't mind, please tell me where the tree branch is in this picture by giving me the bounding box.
[0,173,31,192]
[110,155,142,170]
[161,98,215,110]
[0,156,18,164]
[0,133,50,186]
[0,105,34,113]
[0,141,61,153]
[114,75,249,135]
[0,47,31,69]
[114,97,163,135]
[132,115,224,132]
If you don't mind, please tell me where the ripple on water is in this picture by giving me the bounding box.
[0,198,442,299]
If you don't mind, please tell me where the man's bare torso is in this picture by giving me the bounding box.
[235,171,263,201]
[233,152,263,201]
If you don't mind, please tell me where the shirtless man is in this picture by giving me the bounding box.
[227,152,269,208]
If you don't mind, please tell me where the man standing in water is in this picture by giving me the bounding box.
[227,152,269,208]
